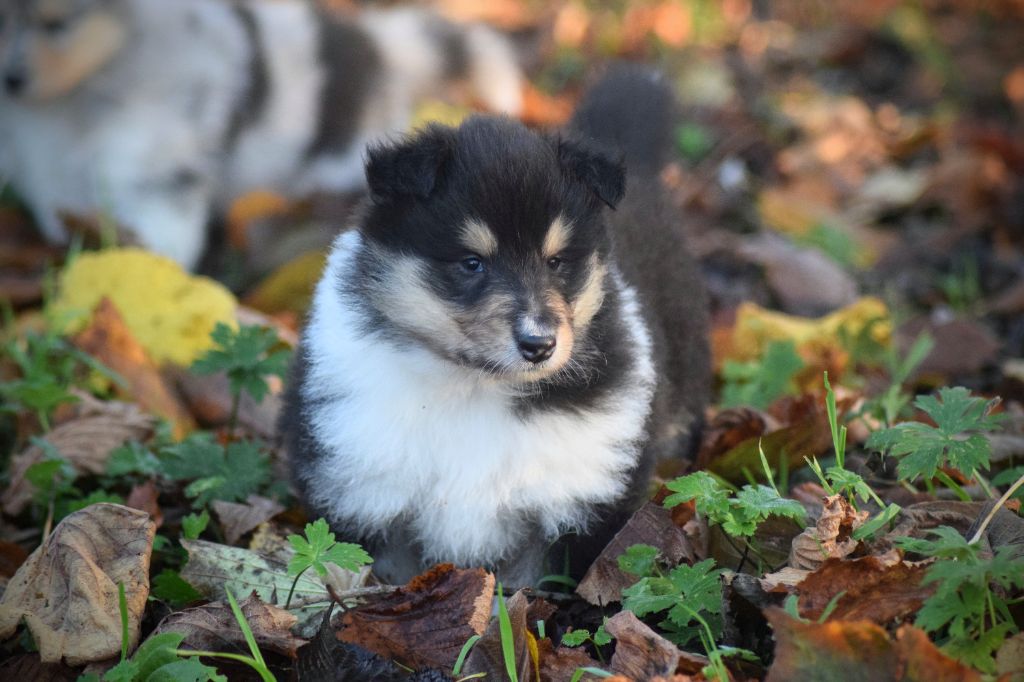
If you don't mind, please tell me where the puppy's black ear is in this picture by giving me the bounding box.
[557,138,626,209]
[365,125,455,201]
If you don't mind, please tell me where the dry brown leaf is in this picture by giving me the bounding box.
[1,397,156,516]
[463,589,534,680]
[537,637,603,682]
[338,563,494,670]
[172,369,282,441]
[211,495,285,545]
[765,608,981,681]
[0,540,29,579]
[125,480,162,528]
[605,610,708,679]
[153,592,305,659]
[577,501,697,605]
[73,297,194,437]
[795,557,934,624]
[996,632,1024,681]
[789,495,868,570]
[0,504,156,665]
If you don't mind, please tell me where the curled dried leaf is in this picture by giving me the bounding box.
[0,504,156,665]
[789,495,868,570]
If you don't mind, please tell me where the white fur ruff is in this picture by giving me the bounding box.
[299,231,656,567]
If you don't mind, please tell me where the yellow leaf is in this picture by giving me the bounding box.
[244,249,327,316]
[51,248,237,366]
[729,297,891,363]
[410,99,473,130]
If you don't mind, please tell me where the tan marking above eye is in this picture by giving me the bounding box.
[459,220,498,257]
[542,215,572,259]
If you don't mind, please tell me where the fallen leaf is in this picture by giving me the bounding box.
[0,539,29,581]
[897,316,1001,381]
[153,592,305,659]
[125,480,162,528]
[339,563,494,671]
[2,397,156,516]
[243,249,327,317]
[728,297,891,366]
[295,608,409,682]
[605,610,708,679]
[51,247,237,366]
[212,495,285,545]
[996,632,1024,681]
[789,495,868,570]
[765,608,981,681]
[0,653,79,682]
[463,589,534,680]
[537,637,604,682]
[73,297,194,437]
[577,502,697,605]
[172,368,281,441]
[226,190,292,250]
[180,539,332,608]
[795,557,933,624]
[0,504,156,665]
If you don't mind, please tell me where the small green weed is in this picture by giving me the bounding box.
[285,518,372,608]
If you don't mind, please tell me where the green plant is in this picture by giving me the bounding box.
[496,584,518,682]
[720,340,804,410]
[867,386,1003,485]
[0,329,117,430]
[663,471,806,539]
[896,527,1024,673]
[190,323,290,437]
[560,618,612,662]
[805,373,901,540]
[619,546,725,648]
[181,509,210,540]
[285,518,372,608]
[159,433,271,508]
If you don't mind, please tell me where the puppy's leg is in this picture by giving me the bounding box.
[93,117,214,269]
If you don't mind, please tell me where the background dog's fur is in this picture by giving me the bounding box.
[282,65,710,587]
[0,0,522,268]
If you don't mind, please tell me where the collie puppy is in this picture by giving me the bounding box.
[281,66,710,587]
[0,0,522,268]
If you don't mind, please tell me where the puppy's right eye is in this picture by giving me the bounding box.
[460,256,485,274]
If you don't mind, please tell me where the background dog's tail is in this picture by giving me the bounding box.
[360,8,523,116]
[569,64,679,176]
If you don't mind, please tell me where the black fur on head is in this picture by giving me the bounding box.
[556,137,625,209]
[365,124,456,201]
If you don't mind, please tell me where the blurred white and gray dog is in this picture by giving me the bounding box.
[0,0,522,267]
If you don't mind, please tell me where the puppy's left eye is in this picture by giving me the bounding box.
[460,256,485,274]
[546,256,563,271]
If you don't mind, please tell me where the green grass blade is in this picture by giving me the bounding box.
[453,634,482,676]
[118,582,129,663]
[496,584,518,682]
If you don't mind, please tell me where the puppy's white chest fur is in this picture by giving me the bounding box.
[299,231,655,566]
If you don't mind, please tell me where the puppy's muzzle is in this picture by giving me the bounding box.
[517,332,556,363]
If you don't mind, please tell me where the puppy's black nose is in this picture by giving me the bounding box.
[517,334,556,363]
[4,73,26,95]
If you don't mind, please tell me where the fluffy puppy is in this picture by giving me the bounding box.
[0,0,522,268]
[281,66,711,587]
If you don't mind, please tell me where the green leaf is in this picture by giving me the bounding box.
[129,632,187,678]
[101,659,139,682]
[151,569,203,608]
[287,518,372,579]
[617,544,660,577]
[851,503,901,541]
[733,485,806,525]
[560,629,591,647]
[147,657,227,682]
[160,435,271,508]
[720,340,804,410]
[182,509,210,540]
[106,442,161,478]
[867,387,1003,481]
[663,471,729,516]
[191,323,291,404]
[592,622,612,646]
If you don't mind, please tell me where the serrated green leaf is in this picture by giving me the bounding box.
[617,544,660,577]
[734,485,806,524]
[592,622,612,646]
[148,657,227,682]
[322,542,372,573]
[287,518,371,579]
[151,569,203,608]
[106,442,161,478]
[560,629,591,647]
[720,340,804,410]
[182,509,210,540]
[664,471,730,518]
[191,323,291,405]
[160,435,270,508]
[101,659,139,682]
